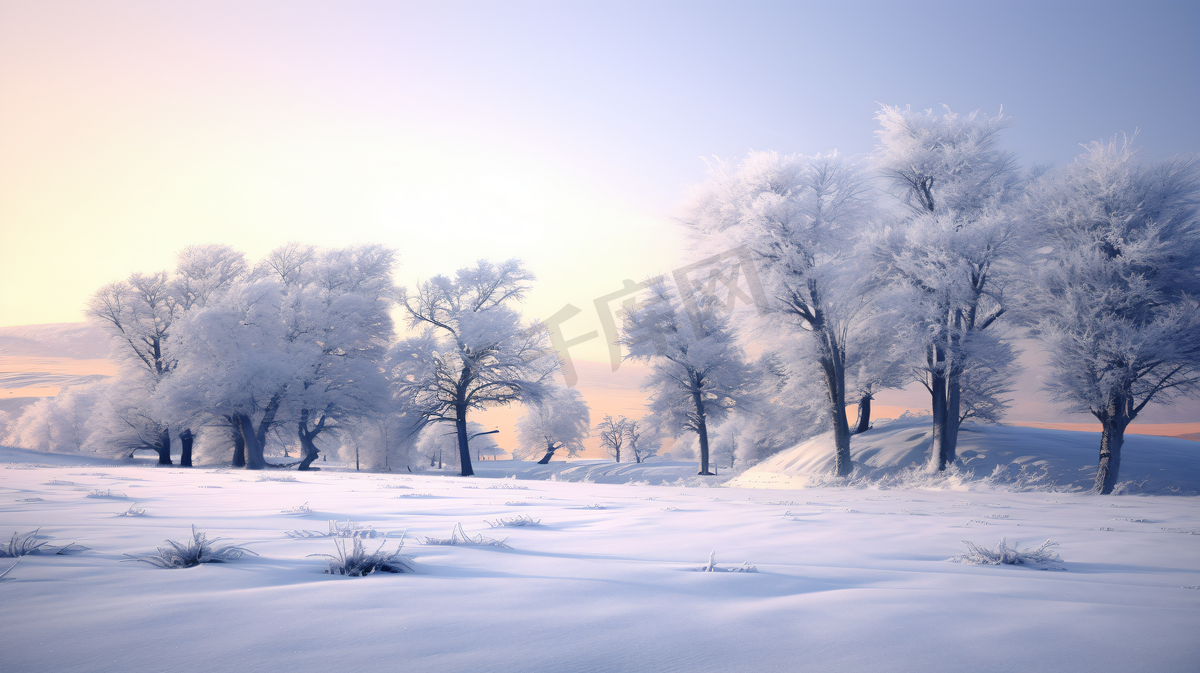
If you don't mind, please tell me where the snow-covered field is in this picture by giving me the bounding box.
[2,433,1199,673]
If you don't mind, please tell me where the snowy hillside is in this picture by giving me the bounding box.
[729,418,1200,495]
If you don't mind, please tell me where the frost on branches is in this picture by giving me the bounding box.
[620,280,753,475]
[1027,136,1200,494]
[390,259,558,477]
[874,105,1024,472]
[680,151,899,476]
[515,386,590,464]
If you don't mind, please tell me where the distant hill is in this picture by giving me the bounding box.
[0,322,109,358]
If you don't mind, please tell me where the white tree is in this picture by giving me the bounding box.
[515,386,590,464]
[681,151,890,476]
[390,259,557,477]
[874,105,1025,471]
[624,417,659,463]
[270,244,399,471]
[164,279,295,469]
[593,413,627,463]
[86,244,248,466]
[171,244,249,466]
[2,382,103,454]
[162,244,399,471]
[1027,136,1200,494]
[86,271,178,464]
[620,280,754,475]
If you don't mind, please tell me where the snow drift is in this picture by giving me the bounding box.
[728,417,1200,494]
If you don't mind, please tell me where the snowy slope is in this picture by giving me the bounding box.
[728,417,1200,494]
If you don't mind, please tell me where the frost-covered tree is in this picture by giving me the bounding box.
[390,259,557,477]
[594,414,627,463]
[515,386,590,464]
[681,151,891,476]
[874,105,1025,471]
[624,417,659,463]
[2,383,103,453]
[620,281,754,475]
[164,279,295,469]
[1027,137,1200,494]
[86,244,248,466]
[86,271,178,463]
[268,245,399,470]
[172,244,249,312]
[163,244,398,470]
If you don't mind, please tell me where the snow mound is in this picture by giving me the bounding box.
[728,418,1200,494]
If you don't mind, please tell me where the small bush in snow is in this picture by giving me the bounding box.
[280,502,311,515]
[86,489,127,499]
[696,551,757,573]
[581,503,605,510]
[116,503,146,517]
[951,537,1062,569]
[1,529,49,557]
[124,525,258,568]
[308,535,413,576]
[286,520,378,539]
[485,515,540,528]
[328,520,377,538]
[256,474,297,482]
[422,523,510,548]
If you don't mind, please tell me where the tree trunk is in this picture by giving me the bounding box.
[1092,404,1131,495]
[298,432,320,470]
[179,429,194,468]
[928,346,950,472]
[945,368,963,464]
[156,428,172,465]
[692,383,713,475]
[818,352,853,476]
[237,413,267,470]
[297,409,324,471]
[232,426,246,468]
[455,404,474,477]
[537,442,558,465]
[853,393,872,434]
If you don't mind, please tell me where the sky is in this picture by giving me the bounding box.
[1,0,1198,368]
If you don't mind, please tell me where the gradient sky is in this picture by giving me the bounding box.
[2,1,1198,369]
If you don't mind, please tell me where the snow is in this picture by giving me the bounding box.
[2,428,1199,673]
[730,417,1200,495]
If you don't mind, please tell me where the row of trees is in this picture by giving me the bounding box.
[632,107,1197,493]
[4,248,574,477]
[5,106,1197,494]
